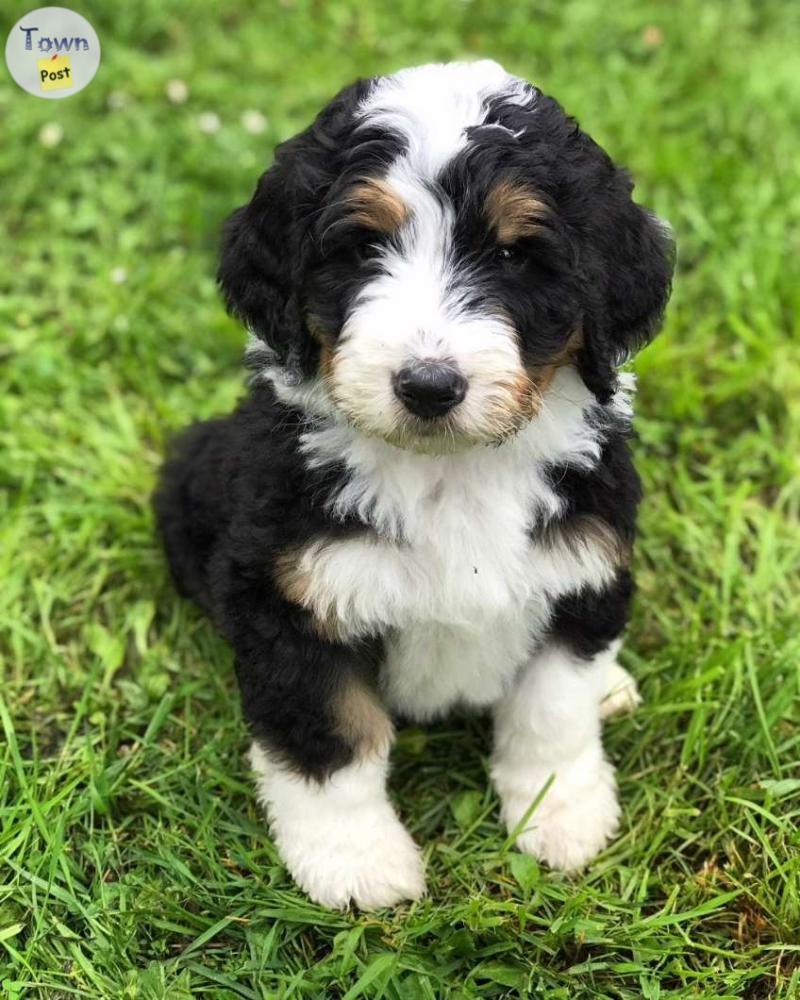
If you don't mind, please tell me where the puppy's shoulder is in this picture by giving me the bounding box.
[544,425,642,546]
[226,383,357,541]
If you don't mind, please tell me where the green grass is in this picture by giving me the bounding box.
[2,0,800,996]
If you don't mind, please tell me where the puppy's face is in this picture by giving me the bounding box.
[220,61,673,452]
[308,163,578,452]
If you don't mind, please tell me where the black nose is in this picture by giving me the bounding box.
[393,362,468,419]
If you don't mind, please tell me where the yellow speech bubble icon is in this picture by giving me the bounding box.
[38,54,73,92]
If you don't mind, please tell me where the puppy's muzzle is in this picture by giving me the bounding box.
[393,361,467,419]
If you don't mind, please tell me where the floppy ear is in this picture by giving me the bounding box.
[217,148,314,376]
[217,79,376,380]
[579,173,675,403]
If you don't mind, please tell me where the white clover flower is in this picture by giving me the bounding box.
[107,91,129,110]
[38,122,63,147]
[197,111,221,135]
[110,267,128,285]
[166,79,189,104]
[241,109,268,135]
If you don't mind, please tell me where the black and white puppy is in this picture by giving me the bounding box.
[155,60,674,909]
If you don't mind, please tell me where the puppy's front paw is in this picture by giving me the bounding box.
[275,803,426,910]
[499,757,620,872]
[249,742,425,910]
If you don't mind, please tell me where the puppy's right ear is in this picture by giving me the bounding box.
[217,155,311,373]
[218,79,377,374]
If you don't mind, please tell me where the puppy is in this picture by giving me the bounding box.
[154,60,673,909]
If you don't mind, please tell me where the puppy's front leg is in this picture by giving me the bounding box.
[248,740,425,911]
[491,643,621,871]
[215,558,425,910]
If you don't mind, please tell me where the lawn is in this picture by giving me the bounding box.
[1,0,799,996]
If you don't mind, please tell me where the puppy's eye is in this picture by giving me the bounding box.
[495,245,521,265]
[354,241,383,266]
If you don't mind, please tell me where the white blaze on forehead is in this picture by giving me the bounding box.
[348,60,534,337]
[351,60,535,327]
[358,60,533,180]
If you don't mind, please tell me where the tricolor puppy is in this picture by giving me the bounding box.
[155,60,673,909]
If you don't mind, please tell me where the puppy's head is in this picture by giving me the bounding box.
[219,61,674,452]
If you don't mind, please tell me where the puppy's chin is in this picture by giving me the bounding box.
[333,407,527,455]
[383,420,479,456]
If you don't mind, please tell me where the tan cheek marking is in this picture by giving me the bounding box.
[273,547,342,643]
[347,177,408,234]
[486,180,552,243]
[523,329,585,411]
[479,328,586,440]
[334,676,394,760]
[318,344,360,425]
[316,344,384,440]
[504,372,540,424]
[484,366,553,437]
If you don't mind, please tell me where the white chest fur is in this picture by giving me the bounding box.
[297,369,631,719]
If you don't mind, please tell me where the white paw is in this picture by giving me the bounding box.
[600,661,641,720]
[499,757,620,872]
[275,803,426,910]
[249,743,425,910]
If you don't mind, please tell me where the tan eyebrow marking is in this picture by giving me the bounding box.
[346,177,409,233]
[485,181,552,243]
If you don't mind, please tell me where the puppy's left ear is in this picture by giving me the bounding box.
[580,172,675,402]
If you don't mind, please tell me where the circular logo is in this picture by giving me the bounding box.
[5,7,100,99]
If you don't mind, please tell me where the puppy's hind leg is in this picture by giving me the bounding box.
[575,638,642,721]
[153,417,233,610]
